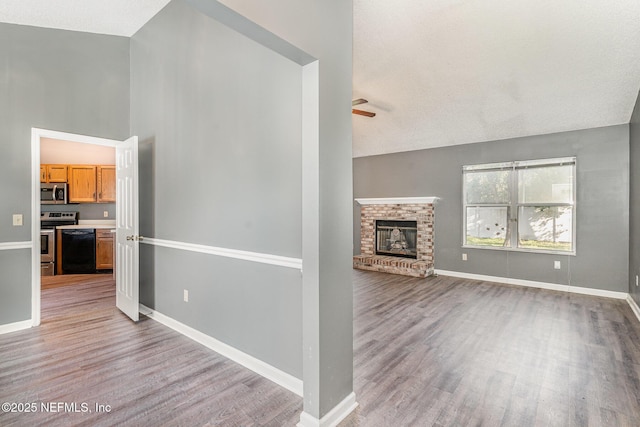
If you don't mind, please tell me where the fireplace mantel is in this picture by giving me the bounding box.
[355,197,440,205]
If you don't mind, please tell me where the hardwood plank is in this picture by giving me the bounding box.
[2,270,640,426]
[0,276,301,426]
[348,270,640,427]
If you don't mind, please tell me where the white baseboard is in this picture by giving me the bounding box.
[139,304,303,397]
[628,295,640,323]
[0,319,32,335]
[298,392,358,427]
[435,269,629,300]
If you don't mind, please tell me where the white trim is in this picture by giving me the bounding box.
[355,197,439,205]
[0,241,32,251]
[140,304,303,397]
[297,392,358,427]
[628,295,640,323]
[0,320,32,335]
[140,237,303,271]
[435,269,629,300]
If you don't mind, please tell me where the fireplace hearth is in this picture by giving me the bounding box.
[354,197,438,278]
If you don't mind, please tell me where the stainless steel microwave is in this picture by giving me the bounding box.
[41,183,68,204]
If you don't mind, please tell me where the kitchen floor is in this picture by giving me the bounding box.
[41,273,112,290]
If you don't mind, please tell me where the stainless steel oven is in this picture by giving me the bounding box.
[40,211,78,276]
[40,229,55,276]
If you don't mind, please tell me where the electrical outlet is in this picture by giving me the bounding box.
[183,289,189,302]
[462,253,468,261]
[12,214,23,226]
[103,211,109,218]
[554,261,561,270]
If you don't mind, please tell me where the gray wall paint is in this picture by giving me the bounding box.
[0,23,129,323]
[630,91,640,304]
[42,203,116,221]
[217,0,354,417]
[131,0,304,378]
[354,125,630,292]
[132,0,302,257]
[142,244,302,374]
[0,249,31,324]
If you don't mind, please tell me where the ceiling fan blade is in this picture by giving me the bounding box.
[352,98,368,106]
[352,108,376,117]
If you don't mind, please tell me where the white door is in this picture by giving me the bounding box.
[115,136,139,321]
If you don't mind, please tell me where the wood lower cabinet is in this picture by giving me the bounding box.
[96,229,114,270]
[68,165,97,202]
[97,166,116,203]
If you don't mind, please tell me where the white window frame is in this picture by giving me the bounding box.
[462,157,576,255]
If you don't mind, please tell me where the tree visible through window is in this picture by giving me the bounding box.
[463,157,576,253]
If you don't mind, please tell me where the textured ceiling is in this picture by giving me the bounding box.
[0,0,171,37]
[2,1,640,157]
[353,0,640,157]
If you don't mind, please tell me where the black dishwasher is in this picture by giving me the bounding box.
[61,229,96,274]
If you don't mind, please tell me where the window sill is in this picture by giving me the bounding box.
[462,244,576,256]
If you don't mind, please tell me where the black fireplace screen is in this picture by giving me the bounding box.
[375,220,418,259]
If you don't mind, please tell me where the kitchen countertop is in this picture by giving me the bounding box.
[55,224,116,230]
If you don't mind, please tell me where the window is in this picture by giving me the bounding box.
[463,157,576,254]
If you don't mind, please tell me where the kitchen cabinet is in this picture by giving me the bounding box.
[40,164,68,183]
[97,166,116,203]
[68,165,97,202]
[96,229,114,270]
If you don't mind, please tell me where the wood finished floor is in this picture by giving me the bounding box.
[1,271,639,426]
[342,272,640,427]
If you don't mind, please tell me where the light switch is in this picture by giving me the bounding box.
[12,214,23,226]
[554,260,561,270]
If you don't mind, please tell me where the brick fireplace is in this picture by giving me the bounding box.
[353,197,438,278]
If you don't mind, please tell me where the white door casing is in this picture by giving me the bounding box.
[32,128,136,327]
[116,136,140,322]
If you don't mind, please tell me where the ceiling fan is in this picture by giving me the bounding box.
[352,99,376,117]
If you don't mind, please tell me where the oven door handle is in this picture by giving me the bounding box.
[52,184,57,201]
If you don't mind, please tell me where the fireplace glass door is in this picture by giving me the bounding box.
[375,220,418,259]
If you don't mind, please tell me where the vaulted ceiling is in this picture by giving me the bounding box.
[2,0,640,158]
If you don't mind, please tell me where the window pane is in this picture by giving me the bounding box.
[465,206,509,247]
[518,165,573,203]
[464,170,511,204]
[518,206,573,251]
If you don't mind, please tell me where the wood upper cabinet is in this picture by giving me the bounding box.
[40,164,68,183]
[97,166,116,203]
[68,165,97,202]
[96,229,114,270]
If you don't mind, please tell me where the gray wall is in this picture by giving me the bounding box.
[0,23,129,324]
[354,125,630,292]
[630,91,640,304]
[42,203,116,221]
[133,0,354,417]
[216,0,354,417]
[131,0,304,377]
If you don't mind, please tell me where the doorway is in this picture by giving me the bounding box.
[31,128,121,326]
